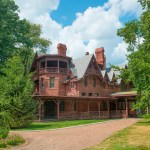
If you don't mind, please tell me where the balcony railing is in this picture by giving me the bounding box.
[39,67,68,74]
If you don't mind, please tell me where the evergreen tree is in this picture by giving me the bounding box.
[0,56,37,128]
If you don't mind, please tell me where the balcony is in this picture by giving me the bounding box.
[39,67,68,74]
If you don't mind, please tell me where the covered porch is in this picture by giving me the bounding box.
[35,94,136,121]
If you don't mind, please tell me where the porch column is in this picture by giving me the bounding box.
[107,100,110,118]
[38,98,42,121]
[72,99,75,119]
[98,102,100,117]
[125,98,129,118]
[88,101,90,118]
[57,100,60,120]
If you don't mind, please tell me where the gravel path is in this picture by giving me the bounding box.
[13,118,139,150]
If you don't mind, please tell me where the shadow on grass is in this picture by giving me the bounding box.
[136,120,150,126]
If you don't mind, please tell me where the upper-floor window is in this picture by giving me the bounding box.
[40,78,44,89]
[83,77,87,86]
[47,60,58,68]
[59,61,67,68]
[70,82,75,88]
[95,93,99,96]
[92,78,96,87]
[82,92,86,96]
[40,61,45,68]
[50,77,55,88]
[89,93,92,96]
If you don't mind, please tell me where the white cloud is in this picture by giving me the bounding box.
[111,42,128,65]
[15,0,60,20]
[15,0,142,66]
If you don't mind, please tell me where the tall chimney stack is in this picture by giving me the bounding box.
[57,43,67,56]
[95,47,106,69]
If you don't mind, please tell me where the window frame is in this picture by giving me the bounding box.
[50,77,55,88]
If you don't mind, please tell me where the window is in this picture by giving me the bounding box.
[83,77,87,86]
[118,101,126,110]
[92,78,96,87]
[82,93,86,96]
[95,93,99,97]
[110,102,116,110]
[89,93,92,96]
[47,60,58,67]
[70,82,75,88]
[40,61,45,68]
[40,78,44,89]
[50,77,55,88]
[59,61,67,68]
[100,101,107,111]
[60,101,65,111]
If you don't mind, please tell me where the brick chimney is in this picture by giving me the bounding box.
[95,47,106,69]
[57,43,67,56]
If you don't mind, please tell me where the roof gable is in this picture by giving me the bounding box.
[70,54,93,79]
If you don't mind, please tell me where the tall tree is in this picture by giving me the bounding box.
[117,0,150,114]
[0,0,51,74]
[0,56,37,128]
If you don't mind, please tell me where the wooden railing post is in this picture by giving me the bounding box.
[125,98,129,118]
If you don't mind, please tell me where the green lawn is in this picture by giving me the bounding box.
[87,119,150,150]
[13,119,110,131]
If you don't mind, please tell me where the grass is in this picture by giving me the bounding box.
[13,119,110,131]
[0,134,25,148]
[86,119,150,150]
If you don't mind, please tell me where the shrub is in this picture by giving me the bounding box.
[0,140,6,148]
[6,134,25,146]
[144,114,150,119]
[0,126,9,139]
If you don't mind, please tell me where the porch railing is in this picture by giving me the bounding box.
[39,67,68,74]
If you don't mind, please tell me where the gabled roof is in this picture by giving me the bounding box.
[70,54,93,79]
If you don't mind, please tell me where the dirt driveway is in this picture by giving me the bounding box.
[13,118,139,150]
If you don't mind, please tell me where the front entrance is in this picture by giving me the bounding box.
[44,101,57,119]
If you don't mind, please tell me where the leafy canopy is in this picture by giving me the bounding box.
[116,0,150,113]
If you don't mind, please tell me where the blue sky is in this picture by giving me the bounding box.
[51,0,108,26]
[15,0,142,66]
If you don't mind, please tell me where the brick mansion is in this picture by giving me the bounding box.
[31,43,137,120]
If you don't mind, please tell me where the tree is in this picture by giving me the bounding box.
[0,0,51,74]
[116,0,150,114]
[0,56,37,128]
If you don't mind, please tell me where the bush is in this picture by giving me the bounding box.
[0,126,9,139]
[6,134,25,146]
[144,114,150,119]
[0,140,6,148]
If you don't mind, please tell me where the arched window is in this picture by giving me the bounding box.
[100,101,108,111]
